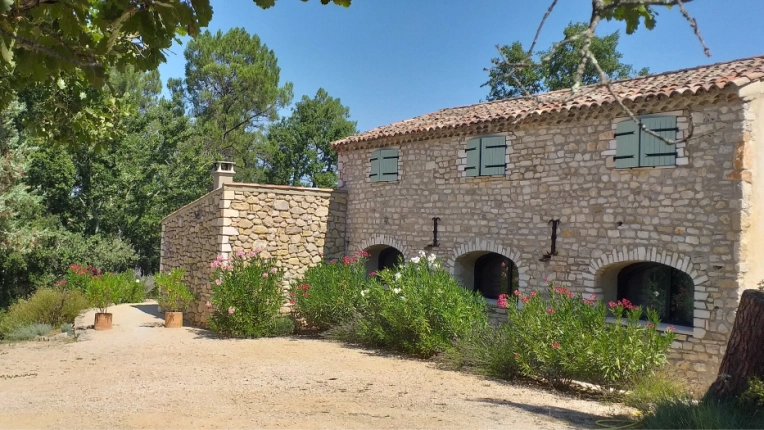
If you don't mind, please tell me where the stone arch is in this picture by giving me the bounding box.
[446,237,530,295]
[358,234,412,275]
[586,247,708,336]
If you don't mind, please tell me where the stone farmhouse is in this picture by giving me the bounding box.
[161,55,764,387]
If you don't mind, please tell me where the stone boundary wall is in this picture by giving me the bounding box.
[160,183,348,327]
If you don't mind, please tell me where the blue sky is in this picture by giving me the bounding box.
[158,0,764,134]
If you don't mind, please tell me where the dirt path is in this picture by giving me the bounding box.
[0,302,628,429]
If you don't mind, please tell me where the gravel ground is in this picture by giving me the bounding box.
[0,302,629,429]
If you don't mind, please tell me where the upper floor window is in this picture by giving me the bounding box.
[369,148,399,182]
[615,116,678,169]
[465,136,507,177]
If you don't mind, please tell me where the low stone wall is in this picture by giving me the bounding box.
[160,183,347,327]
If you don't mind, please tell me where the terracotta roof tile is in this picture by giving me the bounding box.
[332,55,764,148]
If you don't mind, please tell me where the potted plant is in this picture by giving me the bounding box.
[155,268,195,328]
[86,273,118,330]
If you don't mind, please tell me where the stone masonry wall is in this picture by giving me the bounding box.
[337,87,750,389]
[160,188,224,326]
[160,183,347,327]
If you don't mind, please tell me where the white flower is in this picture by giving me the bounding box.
[361,290,367,297]
[427,253,437,263]
[135,279,140,283]
[393,288,401,294]
[394,272,402,280]
[418,250,426,258]
[432,262,441,269]
[411,256,421,264]
[653,291,660,297]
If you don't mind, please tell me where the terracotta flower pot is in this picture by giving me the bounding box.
[94,313,112,331]
[165,312,183,328]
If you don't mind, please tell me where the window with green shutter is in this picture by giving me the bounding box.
[465,136,507,177]
[614,116,678,169]
[369,148,399,182]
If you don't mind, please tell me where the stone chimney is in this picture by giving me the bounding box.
[212,161,236,189]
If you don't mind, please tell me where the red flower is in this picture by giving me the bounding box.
[513,353,519,358]
[551,343,561,349]
[369,271,377,277]
[530,291,537,297]
[330,260,337,265]
[546,307,555,314]
[289,299,295,305]
[497,294,509,309]
[343,256,351,265]
[520,296,530,304]
[303,292,309,298]
[645,323,654,329]
[667,326,675,332]
[513,290,521,296]
[289,291,296,297]
[608,301,617,309]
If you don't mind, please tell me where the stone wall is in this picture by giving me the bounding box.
[160,188,224,325]
[337,87,752,388]
[160,183,347,326]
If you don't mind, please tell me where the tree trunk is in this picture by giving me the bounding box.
[706,289,764,401]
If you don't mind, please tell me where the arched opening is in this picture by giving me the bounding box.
[454,251,518,300]
[602,261,694,327]
[364,244,404,276]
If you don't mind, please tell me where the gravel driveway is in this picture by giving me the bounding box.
[0,302,628,429]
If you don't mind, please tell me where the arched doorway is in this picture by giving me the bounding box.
[454,251,518,300]
[364,244,404,276]
[615,262,694,327]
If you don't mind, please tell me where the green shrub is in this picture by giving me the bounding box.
[740,377,764,409]
[0,288,89,336]
[209,249,285,338]
[86,273,119,313]
[113,271,145,304]
[59,264,100,291]
[273,316,296,336]
[59,323,74,336]
[625,371,692,411]
[291,251,370,331]
[155,269,194,312]
[639,399,764,429]
[505,285,674,390]
[5,323,54,341]
[340,252,488,358]
[445,323,520,379]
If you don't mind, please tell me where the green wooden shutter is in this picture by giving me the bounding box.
[369,149,381,182]
[480,136,507,176]
[379,148,399,182]
[639,116,677,167]
[465,138,480,177]
[614,120,639,169]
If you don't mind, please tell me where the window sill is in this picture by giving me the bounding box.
[369,180,399,186]
[614,165,677,171]
[604,317,694,336]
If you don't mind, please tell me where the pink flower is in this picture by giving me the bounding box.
[215,278,222,286]
[589,294,597,300]
[210,260,219,269]
[236,249,245,258]
[513,290,521,296]
[369,271,377,277]
[497,294,509,309]
[608,301,617,309]
[530,291,537,297]
[247,251,256,258]
[303,292,309,298]
[520,296,530,304]
[567,291,574,298]
[205,301,211,308]
[667,326,675,332]
[551,343,561,349]
[262,273,269,278]
[543,275,549,283]
[513,353,519,358]
[501,262,506,268]
[270,267,278,274]
[253,247,262,254]
[343,256,351,265]
[330,260,337,265]
[228,307,235,314]
[645,323,654,329]
[289,299,295,305]
[289,291,296,297]
[546,307,555,314]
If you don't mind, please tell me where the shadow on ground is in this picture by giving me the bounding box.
[130,304,163,319]
[469,397,616,427]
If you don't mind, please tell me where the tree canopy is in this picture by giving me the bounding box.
[485,22,648,101]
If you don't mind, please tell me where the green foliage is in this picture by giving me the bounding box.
[86,273,119,313]
[113,271,145,304]
[340,252,488,358]
[59,323,74,336]
[5,323,54,341]
[740,378,764,409]
[0,288,88,337]
[209,250,285,338]
[155,269,195,312]
[177,28,293,183]
[266,88,357,188]
[485,22,648,101]
[291,252,370,331]
[638,399,764,429]
[273,316,296,336]
[625,371,692,412]
[448,285,674,391]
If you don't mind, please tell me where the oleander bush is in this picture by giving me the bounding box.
[290,250,371,331]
